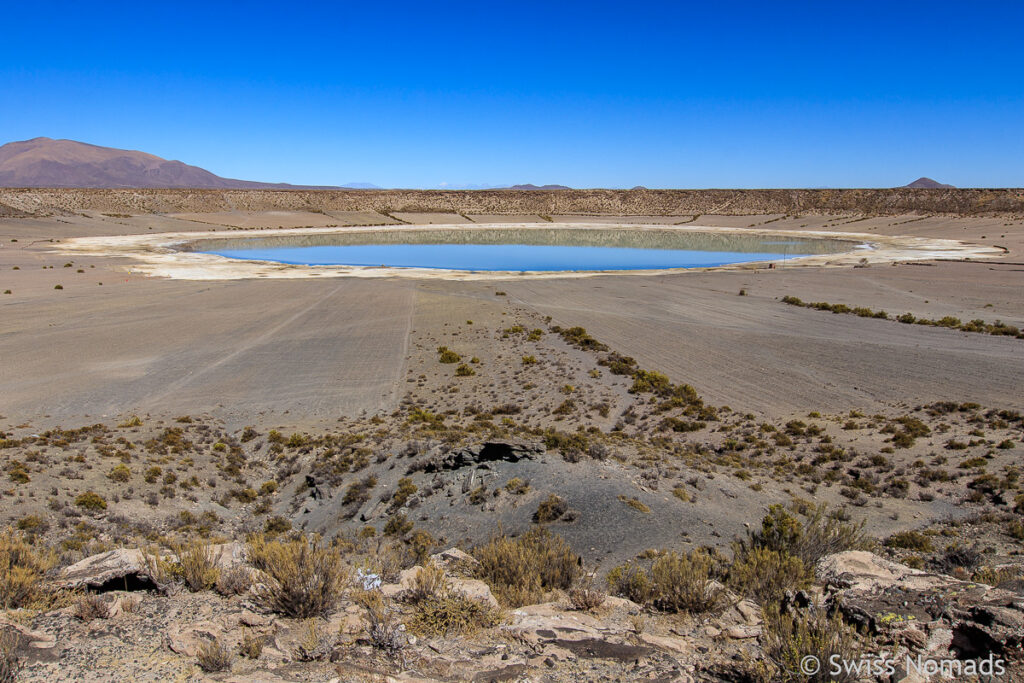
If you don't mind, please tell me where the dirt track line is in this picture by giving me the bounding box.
[138,282,346,408]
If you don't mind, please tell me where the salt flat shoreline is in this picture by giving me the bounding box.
[50,223,1003,280]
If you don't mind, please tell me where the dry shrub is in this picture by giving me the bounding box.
[248,534,349,618]
[215,565,253,596]
[237,630,263,659]
[649,549,727,613]
[0,528,55,609]
[606,563,654,605]
[742,504,868,567]
[472,528,581,607]
[533,494,568,523]
[351,537,414,583]
[609,549,726,614]
[0,630,19,683]
[196,638,233,673]
[410,561,448,602]
[141,547,179,591]
[728,547,810,605]
[973,565,1023,589]
[757,606,860,683]
[409,593,500,636]
[354,590,405,653]
[568,573,606,611]
[293,619,333,661]
[173,541,220,592]
[73,594,109,621]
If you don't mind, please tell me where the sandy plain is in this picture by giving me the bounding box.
[1,207,1022,427]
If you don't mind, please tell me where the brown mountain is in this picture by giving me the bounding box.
[0,137,345,189]
[905,177,955,189]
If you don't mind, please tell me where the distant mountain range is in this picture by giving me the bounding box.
[5,138,959,192]
[0,138,576,190]
[905,177,955,189]
[0,138,363,190]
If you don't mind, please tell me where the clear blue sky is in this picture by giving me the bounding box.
[2,1,1021,188]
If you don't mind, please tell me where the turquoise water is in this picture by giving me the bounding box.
[193,229,852,272]
[205,243,809,271]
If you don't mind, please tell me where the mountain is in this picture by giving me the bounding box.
[340,182,382,190]
[507,183,571,190]
[905,177,955,189]
[0,137,349,189]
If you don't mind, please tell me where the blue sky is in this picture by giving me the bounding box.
[1,1,1021,188]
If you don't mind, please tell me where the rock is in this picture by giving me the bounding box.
[209,541,247,569]
[414,440,544,473]
[449,577,501,610]
[165,620,224,656]
[725,625,761,639]
[734,599,762,625]
[239,610,274,627]
[429,547,479,571]
[56,548,150,591]
[638,632,690,655]
[504,602,615,647]
[0,619,56,651]
[817,551,1024,659]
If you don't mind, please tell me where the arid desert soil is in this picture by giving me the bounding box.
[0,194,1022,681]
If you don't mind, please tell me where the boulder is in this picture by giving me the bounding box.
[57,543,247,591]
[429,547,479,571]
[56,548,150,591]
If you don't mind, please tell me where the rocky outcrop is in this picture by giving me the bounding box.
[817,551,1024,660]
[413,440,544,473]
[56,548,152,592]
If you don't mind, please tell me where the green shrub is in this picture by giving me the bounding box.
[607,563,655,604]
[384,513,414,537]
[107,464,131,482]
[649,549,726,613]
[75,491,107,511]
[437,346,461,363]
[392,477,417,507]
[610,549,726,614]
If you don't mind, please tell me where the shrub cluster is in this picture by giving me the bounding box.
[247,534,349,618]
[472,528,581,607]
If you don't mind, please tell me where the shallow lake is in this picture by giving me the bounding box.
[192,228,855,272]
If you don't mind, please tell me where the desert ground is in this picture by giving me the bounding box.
[0,190,1022,681]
